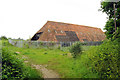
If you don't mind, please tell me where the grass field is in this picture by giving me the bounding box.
[2,43,43,79]
[2,40,99,78]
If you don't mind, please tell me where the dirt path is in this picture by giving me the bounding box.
[32,64,60,78]
[22,56,60,79]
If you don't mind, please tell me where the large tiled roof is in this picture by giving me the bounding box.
[31,21,106,42]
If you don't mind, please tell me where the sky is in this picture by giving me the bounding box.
[0,0,108,40]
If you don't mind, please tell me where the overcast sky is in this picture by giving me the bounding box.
[0,0,108,40]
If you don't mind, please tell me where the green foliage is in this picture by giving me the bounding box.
[44,52,48,54]
[2,40,12,46]
[2,48,41,79]
[2,48,25,79]
[100,3,120,78]
[39,42,43,45]
[112,27,120,42]
[101,2,120,19]
[57,46,61,50]
[23,52,31,55]
[24,43,30,48]
[87,40,119,78]
[69,42,82,58]
[104,19,115,39]
[100,2,120,39]
[0,36,8,40]
[5,39,119,78]
[4,41,99,78]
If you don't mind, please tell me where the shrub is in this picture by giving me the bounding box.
[39,42,43,45]
[87,40,120,78]
[2,48,26,79]
[0,36,8,40]
[44,52,48,54]
[69,42,82,58]
[25,43,30,48]
[57,46,61,50]
[2,40,10,46]
[2,48,41,79]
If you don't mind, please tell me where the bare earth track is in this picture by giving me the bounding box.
[23,56,60,80]
[32,64,60,79]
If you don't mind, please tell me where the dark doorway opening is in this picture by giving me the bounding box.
[31,32,43,40]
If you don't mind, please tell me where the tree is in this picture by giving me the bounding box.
[100,2,120,39]
[0,36,8,40]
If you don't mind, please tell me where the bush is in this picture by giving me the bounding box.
[87,40,120,78]
[2,40,10,46]
[2,48,25,79]
[57,46,61,50]
[2,48,41,79]
[69,42,82,58]
[0,36,8,40]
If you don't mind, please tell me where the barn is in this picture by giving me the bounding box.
[31,21,106,42]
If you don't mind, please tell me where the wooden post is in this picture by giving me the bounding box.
[113,3,117,32]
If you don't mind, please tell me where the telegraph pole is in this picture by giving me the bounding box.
[103,0,119,32]
[113,3,117,32]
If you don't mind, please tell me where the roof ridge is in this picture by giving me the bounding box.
[47,21,101,29]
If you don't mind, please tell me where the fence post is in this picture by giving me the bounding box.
[70,42,72,46]
[37,41,38,48]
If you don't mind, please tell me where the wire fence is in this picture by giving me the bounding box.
[8,39,103,49]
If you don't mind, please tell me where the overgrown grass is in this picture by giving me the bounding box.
[2,41,43,79]
[3,40,99,78]
[2,40,119,78]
